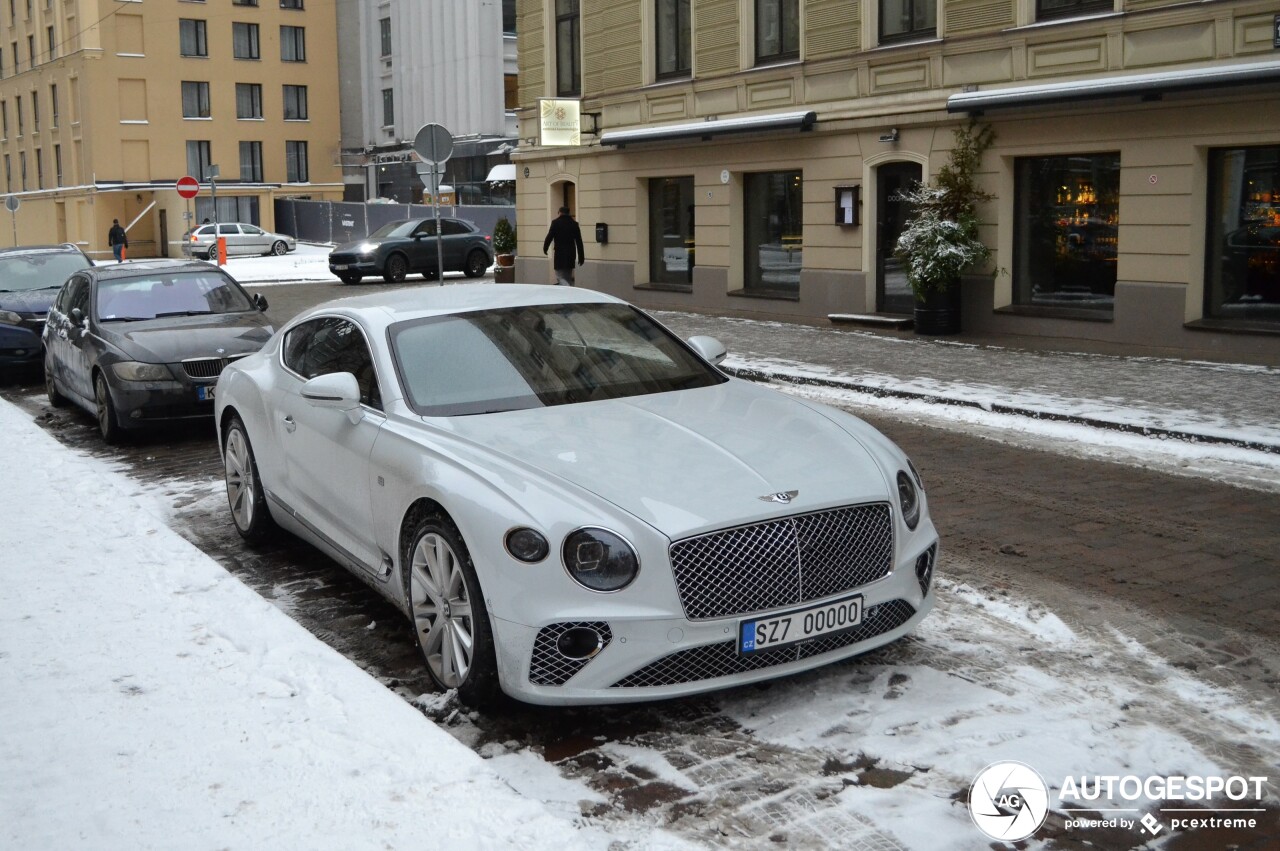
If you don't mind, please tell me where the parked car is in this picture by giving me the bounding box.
[214,284,938,708]
[0,243,94,369]
[181,222,296,259]
[327,217,493,284]
[44,259,274,443]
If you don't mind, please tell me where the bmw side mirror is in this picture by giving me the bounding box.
[253,293,269,311]
[70,307,82,323]
[687,335,727,366]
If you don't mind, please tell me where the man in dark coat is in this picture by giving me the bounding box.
[108,219,128,263]
[542,206,585,286]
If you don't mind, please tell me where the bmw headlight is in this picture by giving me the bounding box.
[113,361,171,382]
[897,470,921,530]
[562,527,639,592]
[0,309,22,325]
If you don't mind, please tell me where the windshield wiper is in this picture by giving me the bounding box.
[152,310,215,318]
[100,316,149,322]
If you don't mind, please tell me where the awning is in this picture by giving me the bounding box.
[485,164,516,183]
[601,110,816,147]
[947,59,1280,113]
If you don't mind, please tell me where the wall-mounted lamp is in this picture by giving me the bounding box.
[878,129,899,144]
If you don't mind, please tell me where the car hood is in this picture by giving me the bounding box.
[332,237,396,254]
[104,313,274,363]
[441,380,892,539]
[0,288,57,315]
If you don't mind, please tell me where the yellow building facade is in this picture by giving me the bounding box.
[0,0,341,261]
[513,0,1280,361]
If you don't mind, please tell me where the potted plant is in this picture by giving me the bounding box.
[492,216,516,282]
[894,122,996,335]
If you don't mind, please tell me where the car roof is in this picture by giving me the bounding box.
[85,259,236,282]
[295,284,625,330]
[0,243,89,258]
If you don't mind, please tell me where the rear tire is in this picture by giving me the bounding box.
[384,253,408,283]
[403,512,501,708]
[94,372,123,444]
[463,249,488,279]
[222,415,276,544]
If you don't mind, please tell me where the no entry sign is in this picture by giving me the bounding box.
[176,176,200,199]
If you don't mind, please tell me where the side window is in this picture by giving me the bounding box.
[283,317,382,409]
[68,275,89,317]
[242,224,263,235]
[220,224,242,235]
[442,220,468,236]
[411,220,435,237]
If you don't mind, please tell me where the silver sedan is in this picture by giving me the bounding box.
[182,223,296,259]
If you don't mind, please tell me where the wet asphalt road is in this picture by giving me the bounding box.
[4,280,1279,849]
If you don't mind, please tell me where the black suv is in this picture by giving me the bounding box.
[328,217,493,284]
[0,243,94,369]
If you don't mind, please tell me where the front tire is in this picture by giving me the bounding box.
[270,240,288,256]
[463,249,489,279]
[222,415,276,543]
[383,253,409,283]
[404,513,500,708]
[94,372,123,444]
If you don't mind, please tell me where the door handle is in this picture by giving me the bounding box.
[282,414,296,433]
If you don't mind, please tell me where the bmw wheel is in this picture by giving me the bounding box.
[404,512,500,707]
[463,249,489,279]
[44,357,66,408]
[271,240,288,256]
[223,415,275,543]
[384,253,409,283]
[93,371,122,444]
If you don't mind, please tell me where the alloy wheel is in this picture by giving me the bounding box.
[224,427,256,532]
[409,532,474,688]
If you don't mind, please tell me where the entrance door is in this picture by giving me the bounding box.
[876,162,922,315]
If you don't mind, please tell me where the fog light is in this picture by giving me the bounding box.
[505,527,549,563]
[556,626,604,660]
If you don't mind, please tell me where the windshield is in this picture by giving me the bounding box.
[0,252,92,292]
[367,220,418,239]
[96,270,255,321]
[390,303,726,416]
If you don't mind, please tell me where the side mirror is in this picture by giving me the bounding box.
[70,307,83,324]
[687,335,727,366]
[253,293,269,311]
[300,372,361,413]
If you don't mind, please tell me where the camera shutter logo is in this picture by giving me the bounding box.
[970,761,1050,841]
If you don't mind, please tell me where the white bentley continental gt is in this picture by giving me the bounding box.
[214,285,938,707]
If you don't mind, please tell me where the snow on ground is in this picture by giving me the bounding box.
[0,399,690,851]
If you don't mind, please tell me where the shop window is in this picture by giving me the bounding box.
[1037,0,1111,23]
[744,171,803,297]
[656,0,690,79]
[649,177,694,288]
[880,0,935,44]
[756,0,799,64]
[1206,146,1280,325]
[1013,153,1119,312]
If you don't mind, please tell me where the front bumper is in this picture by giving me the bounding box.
[492,542,938,705]
[102,369,218,428]
[328,255,379,275]
[0,321,45,366]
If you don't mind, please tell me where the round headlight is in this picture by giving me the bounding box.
[504,527,549,563]
[897,470,920,531]
[562,528,639,592]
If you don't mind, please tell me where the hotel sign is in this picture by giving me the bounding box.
[539,98,581,147]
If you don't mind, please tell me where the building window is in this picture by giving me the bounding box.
[0,101,6,137]
[1037,0,1110,22]
[49,83,56,127]
[502,0,515,34]
[179,19,208,57]
[755,0,799,63]
[880,0,935,43]
[555,0,580,97]
[34,146,41,189]
[186,139,213,180]
[379,17,391,57]
[181,81,211,118]
[1,48,5,79]
[504,74,518,110]
[3,153,8,192]
[29,89,37,130]
[239,140,263,182]
[232,0,258,6]
[286,140,308,182]
[744,170,803,296]
[280,25,305,61]
[381,88,393,127]
[236,83,263,119]
[656,0,690,79]
[10,41,17,73]
[15,94,22,135]
[26,35,33,66]
[649,176,695,287]
[233,22,260,59]
[1206,145,1280,325]
[280,0,303,8]
[283,84,307,120]
[19,150,26,190]
[53,142,60,186]
[45,24,53,60]
[1013,153,1120,312]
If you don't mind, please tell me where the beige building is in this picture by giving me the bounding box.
[0,0,341,261]
[512,0,1280,362]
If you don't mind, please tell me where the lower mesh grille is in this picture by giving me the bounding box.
[610,599,916,689]
[529,621,613,686]
[916,545,937,598]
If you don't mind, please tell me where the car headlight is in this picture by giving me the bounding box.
[505,527,549,563]
[357,242,377,255]
[907,457,924,490]
[112,361,171,381]
[897,470,921,531]
[0,309,22,325]
[562,527,639,592]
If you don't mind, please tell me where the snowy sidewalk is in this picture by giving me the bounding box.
[0,399,629,851]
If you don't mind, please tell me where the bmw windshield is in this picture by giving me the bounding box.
[390,303,727,416]
[0,253,91,292]
[96,270,256,321]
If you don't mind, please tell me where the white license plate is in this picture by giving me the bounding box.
[332,264,349,270]
[739,594,863,654]
[197,385,215,401]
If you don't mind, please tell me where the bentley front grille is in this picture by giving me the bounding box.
[610,599,916,689]
[668,502,894,621]
[528,621,613,686]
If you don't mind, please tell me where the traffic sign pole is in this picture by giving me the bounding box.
[414,124,453,284]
